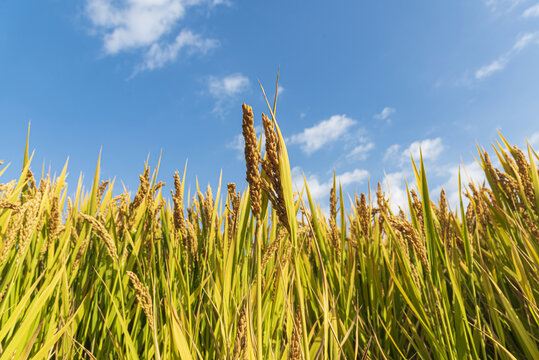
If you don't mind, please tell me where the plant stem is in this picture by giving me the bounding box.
[256,220,263,360]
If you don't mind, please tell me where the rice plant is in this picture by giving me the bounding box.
[0,92,538,358]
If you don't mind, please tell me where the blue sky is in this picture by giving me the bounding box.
[1,0,539,211]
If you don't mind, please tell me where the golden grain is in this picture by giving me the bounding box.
[17,191,42,261]
[80,213,118,261]
[512,145,536,209]
[330,186,337,220]
[233,305,247,360]
[26,169,36,191]
[227,182,241,243]
[242,103,262,219]
[410,189,424,231]
[186,220,199,263]
[261,113,289,232]
[388,215,430,274]
[72,233,89,270]
[289,306,302,360]
[96,180,109,207]
[357,193,370,238]
[0,212,23,264]
[172,171,187,241]
[48,195,61,239]
[127,271,154,330]
[261,230,285,268]
[0,199,19,211]
[130,167,150,213]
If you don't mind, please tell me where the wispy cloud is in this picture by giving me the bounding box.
[86,0,221,72]
[475,58,508,79]
[403,137,444,162]
[347,142,375,160]
[374,107,396,123]
[439,161,486,208]
[529,131,539,148]
[383,144,401,162]
[290,115,356,155]
[227,133,244,152]
[138,30,218,72]
[338,168,370,187]
[513,32,538,50]
[475,32,539,79]
[522,3,539,17]
[382,137,443,211]
[385,138,444,167]
[382,171,412,212]
[383,159,485,213]
[291,166,369,213]
[483,0,525,12]
[209,73,250,98]
[208,73,250,114]
[483,0,496,8]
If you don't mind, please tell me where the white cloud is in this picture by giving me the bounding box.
[483,0,525,11]
[382,171,412,213]
[384,144,401,162]
[277,85,285,96]
[439,161,486,209]
[383,138,443,167]
[513,32,538,51]
[291,168,328,205]
[208,73,250,114]
[529,132,539,148]
[347,142,375,160]
[522,3,539,17]
[483,0,496,9]
[402,137,444,163]
[290,115,356,154]
[338,169,370,186]
[140,30,218,71]
[227,133,246,161]
[86,0,220,71]
[291,166,369,214]
[475,32,539,79]
[87,0,186,54]
[227,133,244,152]
[475,57,509,79]
[209,73,250,98]
[374,107,396,123]
[382,159,485,213]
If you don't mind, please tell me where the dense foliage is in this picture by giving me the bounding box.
[0,104,538,359]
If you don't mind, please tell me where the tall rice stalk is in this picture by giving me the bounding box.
[0,99,538,359]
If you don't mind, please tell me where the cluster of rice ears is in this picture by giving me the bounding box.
[1,106,539,358]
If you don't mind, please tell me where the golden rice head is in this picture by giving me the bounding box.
[242,103,262,218]
[80,213,118,261]
[233,305,247,360]
[289,306,302,360]
[388,215,430,274]
[127,271,154,330]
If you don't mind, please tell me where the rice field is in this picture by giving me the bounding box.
[0,98,538,359]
